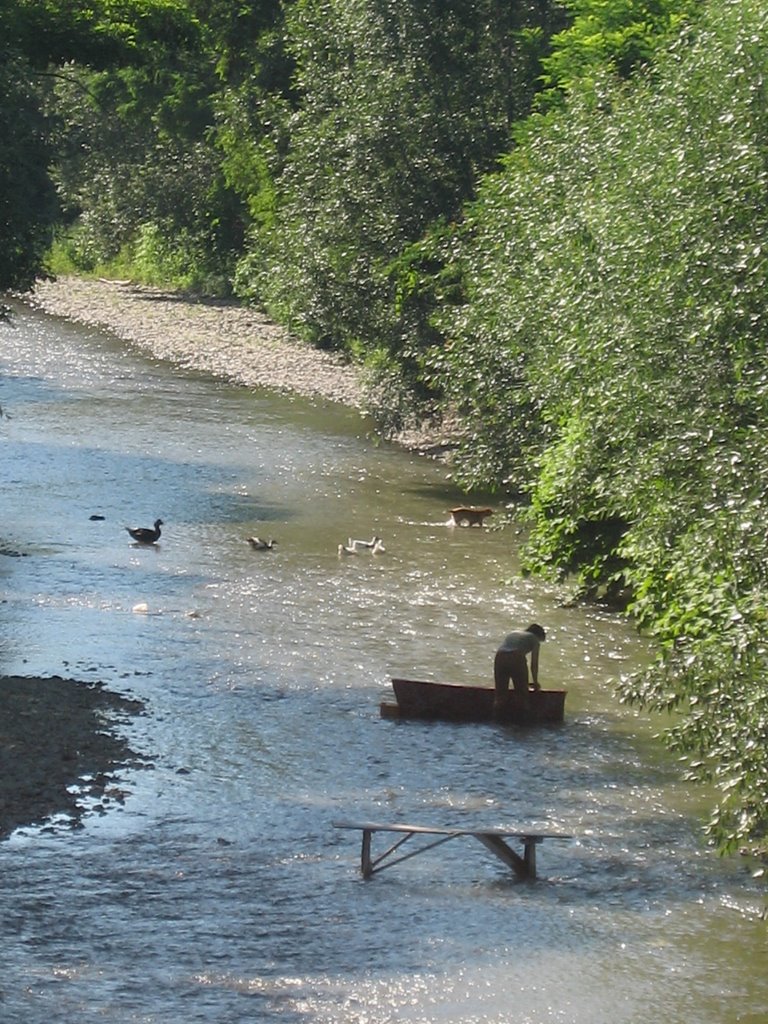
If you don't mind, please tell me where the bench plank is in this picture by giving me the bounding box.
[333,821,572,880]
[333,821,568,839]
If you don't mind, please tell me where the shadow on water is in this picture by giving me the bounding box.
[400,480,504,506]
[3,437,294,531]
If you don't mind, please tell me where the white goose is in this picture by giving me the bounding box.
[347,534,380,550]
[340,537,386,556]
[247,537,277,551]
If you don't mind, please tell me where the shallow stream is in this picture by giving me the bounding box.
[0,303,765,1023]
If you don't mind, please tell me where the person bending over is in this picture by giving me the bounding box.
[493,624,546,716]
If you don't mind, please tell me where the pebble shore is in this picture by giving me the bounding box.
[27,276,366,409]
[0,676,144,839]
[24,275,460,453]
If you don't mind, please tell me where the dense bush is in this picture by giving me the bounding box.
[236,0,559,360]
[0,60,59,293]
[427,0,768,853]
[0,0,218,292]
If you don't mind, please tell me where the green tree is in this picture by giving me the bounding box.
[0,58,58,292]
[538,0,701,105]
[236,0,560,372]
[427,0,768,853]
[0,0,201,292]
[49,1,288,291]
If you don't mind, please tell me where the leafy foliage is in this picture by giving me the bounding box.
[0,0,211,291]
[538,0,701,105]
[0,59,59,292]
[429,0,768,852]
[47,5,240,291]
[236,0,559,358]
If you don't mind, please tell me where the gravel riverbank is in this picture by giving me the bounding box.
[0,676,145,839]
[25,276,367,409]
[24,275,462,453]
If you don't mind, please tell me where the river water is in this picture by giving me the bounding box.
[0,303,765,1024]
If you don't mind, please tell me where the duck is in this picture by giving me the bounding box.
[126,518,163,544]
[338,543,358,556]
[347,535,381,551]
[247,537,277,551]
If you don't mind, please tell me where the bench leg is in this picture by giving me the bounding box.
[361,829,373,878]
[475,834,529,878]
[523,837,537,879]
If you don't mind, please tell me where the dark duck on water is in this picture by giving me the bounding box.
[126,518,163,544]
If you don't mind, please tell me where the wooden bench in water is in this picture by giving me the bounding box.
[333,821,572,880]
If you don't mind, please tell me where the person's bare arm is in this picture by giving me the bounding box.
[530,646,540,689]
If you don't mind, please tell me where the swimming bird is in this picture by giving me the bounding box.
[371,538,386,554]
[247,537,277,551]
[347,535,381,551]
[338,543,358,556]
[126,518,163,544]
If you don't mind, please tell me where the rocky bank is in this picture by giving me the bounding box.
[0,675,145,839]
[26,276,366,408]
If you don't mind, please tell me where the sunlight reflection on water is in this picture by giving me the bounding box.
[0,304,765,1024]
